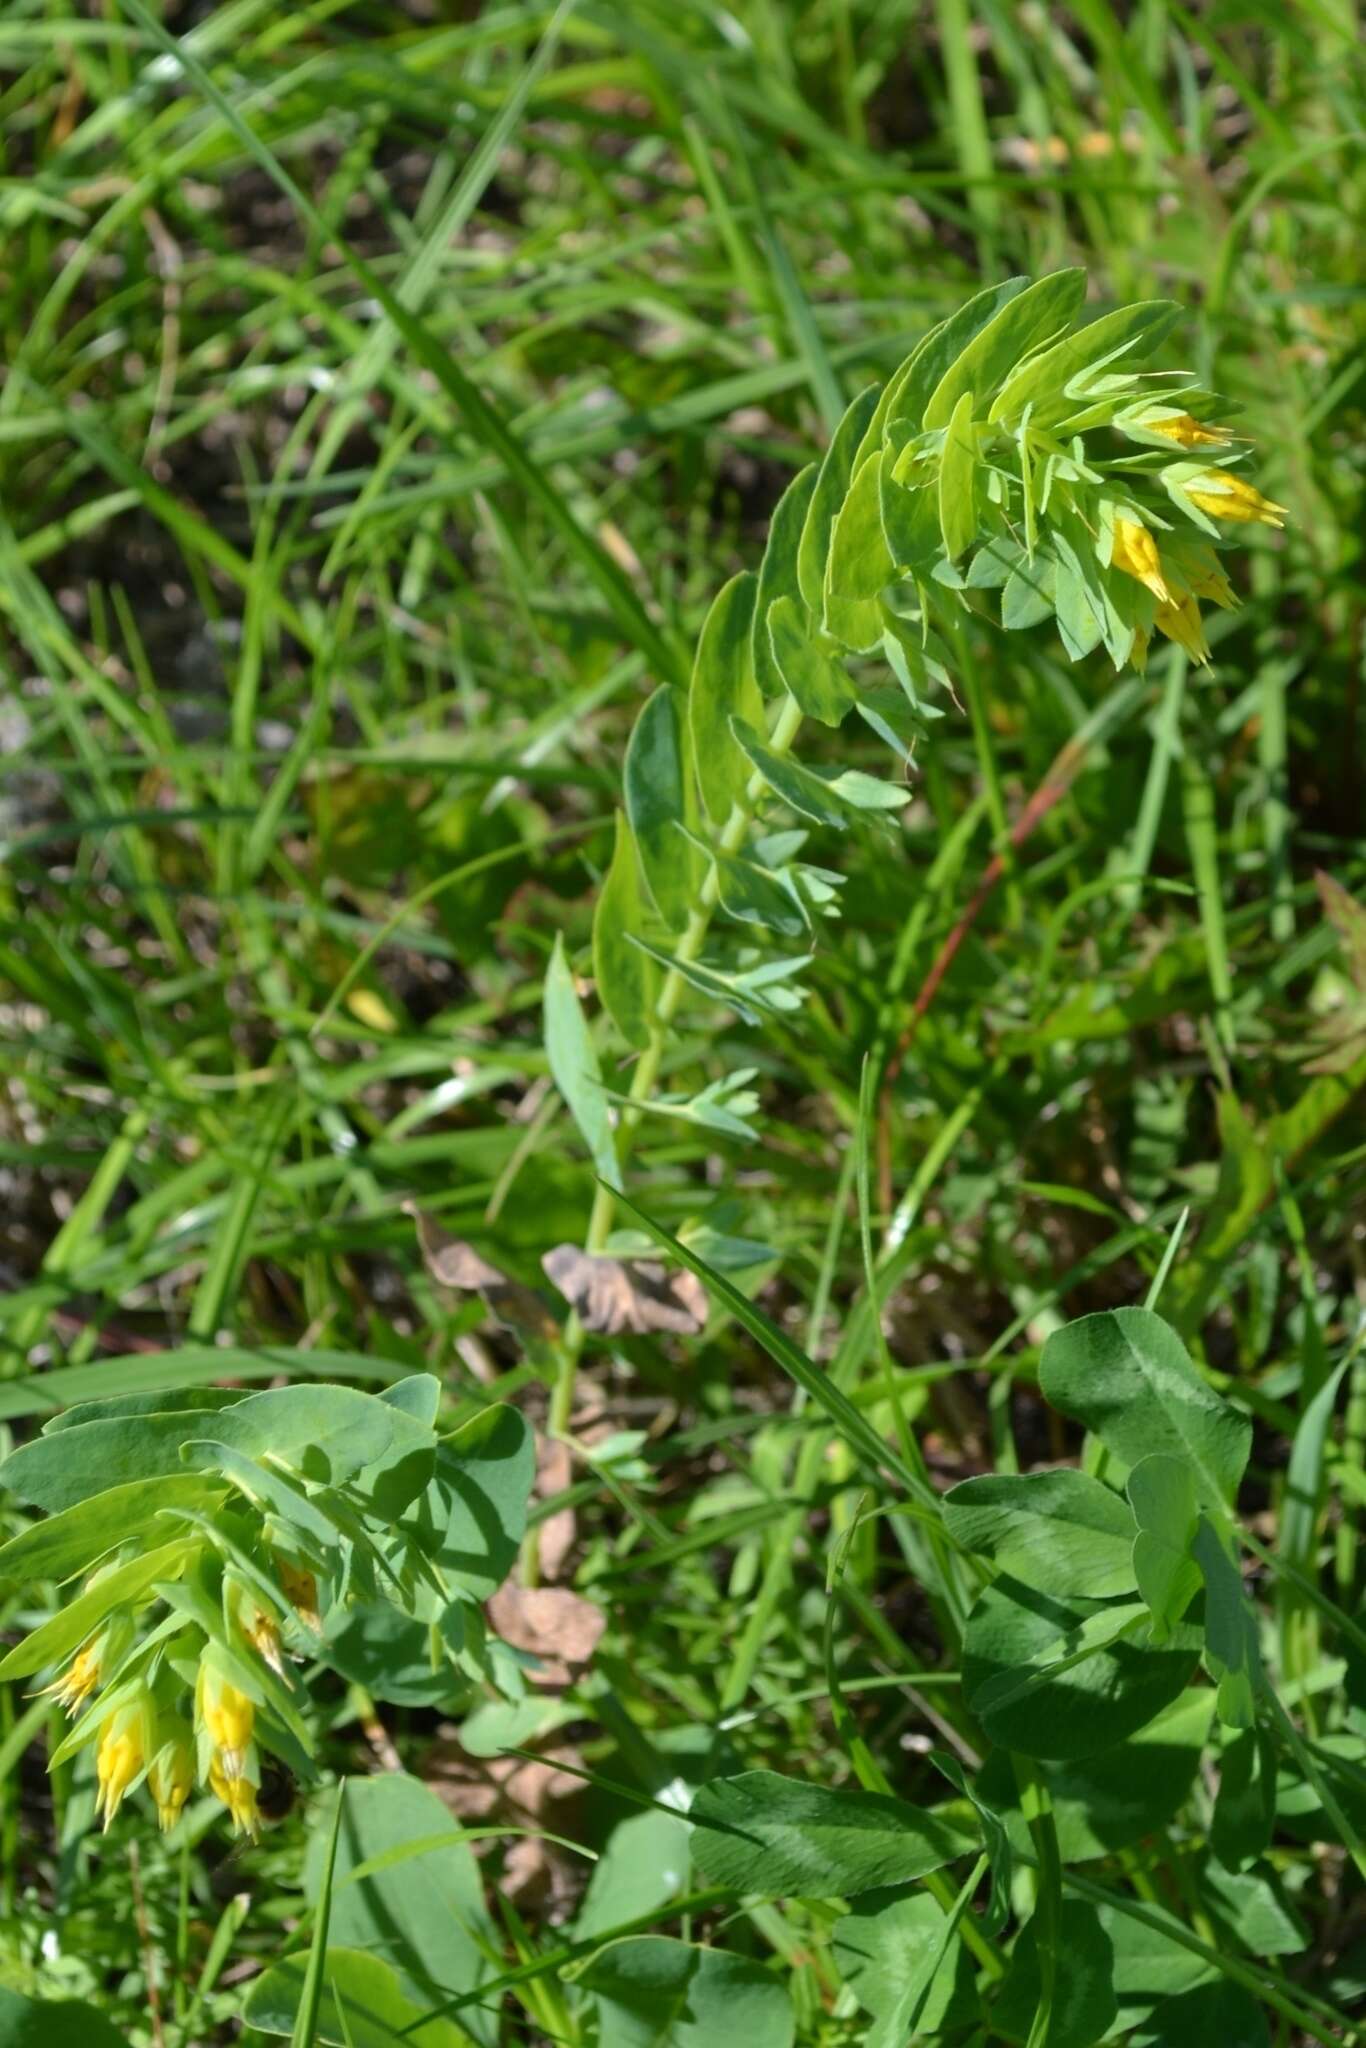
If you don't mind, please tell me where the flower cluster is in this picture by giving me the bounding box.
[35,1555,316,1838]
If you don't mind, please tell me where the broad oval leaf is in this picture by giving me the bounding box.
[0,1473,227,1588]
[943,1467,1137,1598]
[826,449,894,601]
[301,1773,497,2039]
[1128,1453,1202,1639]
[752,465,817,697]
[689,571,764,822]
[1039,1307,1252,1510]
[242,1945,470,2048]
[765,595,855,726]
[882,277,1028,437]
[962,1575,1200,1761]
[832,1886,978,2040]
[544,931,620,1188]
[0,1988,130,2048]
[623,684,698,932]
[689,1769,975,1898]
[937,391,978,562]
[574,1937,794,2048]
[993,1899,1117,2048]
[0,1411,225,1514]
[796,385,878,611]
[921,267,1087,429]
[593,810,659,1050]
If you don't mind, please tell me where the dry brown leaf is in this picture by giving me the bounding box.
[541,1245,707,1335]
[406,1203,559,1340]
[486,1584,605,1686]
[535,1507,577,1583]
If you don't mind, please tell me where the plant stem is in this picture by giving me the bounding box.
[546,694,806,1446]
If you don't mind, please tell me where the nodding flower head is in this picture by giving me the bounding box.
[1154,595,1212,666]
[242,1601,285,1677]
[210,1759,260,1839]
[1138,409,1233,449]
[147,1717,195,1833]
[195,1656,256,1778]
[35,1612,133,1716]
[1184,471,1288,527]
[1109,517,1171,604]
[95,1689,155,1831]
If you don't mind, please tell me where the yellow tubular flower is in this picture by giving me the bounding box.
[1154,596,1211,665]
[1109,517,1171,603]
[196,1659,256,1777]
[1143,411,1231,448]
[95,1693,153,1831]
[147,1719,195,1833]
[1186,472,1288,527]
[1188,554,1239,610]
[210,1760,260,1839]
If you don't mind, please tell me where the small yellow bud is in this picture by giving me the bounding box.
[1109,517,1171,603]
[1141,411,1232,449]
[196,1658,255,1777]
[242,1603,285,1677]
[1154,596,1211,666]
[94,1692,153,1831]
[147,1719,195,1833]
[1185,472,1288,527]
[210,1760,260,1839]
[34,1615,133,1716]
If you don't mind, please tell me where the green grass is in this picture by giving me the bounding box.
[1,3,1364,2044]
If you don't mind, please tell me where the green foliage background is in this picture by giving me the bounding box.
[0,1,1363,2043]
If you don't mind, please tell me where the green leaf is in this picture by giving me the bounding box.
[623,685,698,932]
[573,1938,794,2048]
[922,268,1087,429]
[765,596,855,726]
[962,1576,1200,1761]
[879,466,941,573]
[0,1988,130,2048]
[990,301,1182,426]
[322,1601,464,1709]
[242,1947,470,2048]
[39,1386,241,1437]
[797,385,879,611]
[1001,548,1058,628]
[688,1770,975,1898]
[1039,1308,1251,1510]
[993,1900,1117,2048]
[882,278,1029,436]
[544,931,620,1188]
[730,718,906,830]
[937,390,978,561]
[689,571,765,823]
[977,1688,1214,1862]
[1200,1858,1306,1956]
[574,1809,692,1940]
[193,1382,426,1488]
[1211,1725,1276,1870]
[943,1468,1137,1599]
[412,1403,534,1598]
[0,1410,229,1514]
[1128,1453,1203,1640]
[1131,1978,1270,2048]
[1192,1518,1260,1727]
[832,1888,977,2038]
[709,844,810,939]
[1051,538,1105,660]
[0,1538,191,1681]
[302,1774,496,2041]
[594,811,659,1050]
[753,465,817,698]
[0,1474,226,1587]
[826,449,895,601]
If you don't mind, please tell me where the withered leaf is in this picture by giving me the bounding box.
[486,1584,606,1686]
[406,1203,559,1340]
[541,1245,708,1336]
